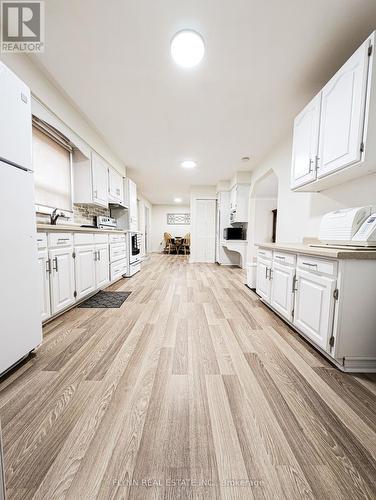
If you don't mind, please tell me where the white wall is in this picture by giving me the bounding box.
[0,54,126,175]
[247,132,376,264]
[150,205,190,253]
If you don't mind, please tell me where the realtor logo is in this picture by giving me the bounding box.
[1,1,45,52]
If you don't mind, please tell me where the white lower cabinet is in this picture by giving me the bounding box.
[75,244,110,300]
[37,250,51,322]
[38,231,114,322]
[256,257,272,302]
[270,262,295,321]
[49,246,76,315]
[95,244,110,288]
[75,245,96,300]
[293,269,336,350]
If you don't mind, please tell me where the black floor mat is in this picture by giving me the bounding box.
[78,291,131,308]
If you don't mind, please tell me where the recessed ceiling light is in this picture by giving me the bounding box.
[181,160,197,169]
[174,197,182,203]
[171,30,205,68]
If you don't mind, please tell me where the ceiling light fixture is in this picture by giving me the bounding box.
[181,160,197,169]
[241,156,250,162]
[171,30,205,68]
[174,197,182,203]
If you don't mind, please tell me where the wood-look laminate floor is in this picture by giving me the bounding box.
[1,254,376,500]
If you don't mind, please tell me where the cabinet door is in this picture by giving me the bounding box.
[109,167,124,204]
[293,269,336,351]
[318,40,370,178]
[291,94,321,189]
[37,250,51,322]
[92,152,109,207]
[95,244,110,288]
[256,258,272,303]
[75,245,96,300]
[270,262,295,321]
[128,179,138,230]
[49,247,75,315]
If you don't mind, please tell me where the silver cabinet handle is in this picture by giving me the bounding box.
[308,158,314,172]
[98,250,101,261]
[315,156,320,170]
[57,238,70,243]
[302,262,318,268]
[46,259,51,274]
[269,268,273,280]
[265,267,268,279]
[275,255,285,260]
[53,257,58,272]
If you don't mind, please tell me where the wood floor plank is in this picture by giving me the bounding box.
[0,254,375,500]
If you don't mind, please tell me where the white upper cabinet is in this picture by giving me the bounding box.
[318,40,370,178]
[91,152,109,207]
[125,178,138,231]
[291,32,375,192]
[291,94,321,189]
[108,167,124,205]
[229,184,250,223]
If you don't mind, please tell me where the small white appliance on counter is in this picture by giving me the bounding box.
[316,206,376,247]
[0,61,42,376]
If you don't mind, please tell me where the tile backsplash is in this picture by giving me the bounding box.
[35,204,110,226]
[73,204,110,225]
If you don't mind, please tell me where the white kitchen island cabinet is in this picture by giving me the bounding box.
[256,243,376,372]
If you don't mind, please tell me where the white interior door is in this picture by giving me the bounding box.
[293,269,336,350]
[270,262,295,321]
[49,247,75,314]
[92,152,108,206]
[256,258,272,303]
[194,199,217,262]
[95,244,110,288]
[37,250,51,322]
[291,93,321,188]
[318,39,370,178]
[75,245,96,300]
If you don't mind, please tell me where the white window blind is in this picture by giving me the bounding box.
[32,121,73,213]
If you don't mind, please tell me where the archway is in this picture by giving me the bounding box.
[246,169,279,288]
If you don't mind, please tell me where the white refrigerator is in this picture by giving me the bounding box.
[0,61,42,376]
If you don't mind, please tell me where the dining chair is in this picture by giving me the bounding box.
[163,232,177,254]
[179,233,191,255]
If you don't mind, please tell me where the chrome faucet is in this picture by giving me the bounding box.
[51,208,62,225]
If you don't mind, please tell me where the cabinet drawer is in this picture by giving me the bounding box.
[110,243,127,262]
[273,251,296,266]
[36,233,47,250]
[74,233,94,246]
[94,233,109,244]
[109,233,125,243]
[48,233,73,248]
[297,255,337,276]
[257,248,272,260]
[110,258,127,281]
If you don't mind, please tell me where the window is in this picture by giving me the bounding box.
[32,117,73,213]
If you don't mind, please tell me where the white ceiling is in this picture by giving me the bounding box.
[32,0,376,204]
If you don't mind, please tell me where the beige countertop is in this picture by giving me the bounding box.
[36,224,127,234]
[257,242,376,260]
